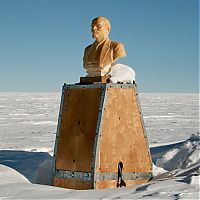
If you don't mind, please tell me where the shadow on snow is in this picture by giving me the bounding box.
[0,150,52,183]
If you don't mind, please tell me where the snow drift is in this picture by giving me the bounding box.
[156,133,200,171]
[0,133,199,199]
[0,92,198,199]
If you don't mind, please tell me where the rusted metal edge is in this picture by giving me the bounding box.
[51,83,68,185]
[63,83,136,90]
[53,169,152,182]
[91,85,107,188]
[134,84,153,171]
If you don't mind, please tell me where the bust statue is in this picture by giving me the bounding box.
[83,16,126,77]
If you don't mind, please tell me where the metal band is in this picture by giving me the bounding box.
[51,84,67,185]
[54,169,152,182]
[96,172,152,181]
[63,83,136,90]
[134,85,153,170]
[91,86,107,187]
[54,169,92,182]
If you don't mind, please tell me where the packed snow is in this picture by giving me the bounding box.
[0,92,199,199]
[109,63,136,84]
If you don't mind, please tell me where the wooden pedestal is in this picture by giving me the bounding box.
[52,83,152,190]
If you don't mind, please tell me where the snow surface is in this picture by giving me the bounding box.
[0,92,199,199]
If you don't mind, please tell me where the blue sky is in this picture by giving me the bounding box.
[0,0,199,92]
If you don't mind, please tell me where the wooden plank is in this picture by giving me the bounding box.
[95,179,148,189]
[96,87,152,175]
[53,177,92,190]
[55,88,102,173]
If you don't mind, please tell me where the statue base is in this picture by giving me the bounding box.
[52,83,153,189]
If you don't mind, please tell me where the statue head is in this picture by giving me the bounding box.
[91,16,111,42]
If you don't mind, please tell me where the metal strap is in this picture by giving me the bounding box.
[54,169,152,182]
[96,171,152,181]
[54,169,92,182]
[64,83,136,89]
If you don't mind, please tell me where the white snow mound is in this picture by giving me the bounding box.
[156,132,200,171]
[152,163,168,176]
[109,63,136,83]
[0,164,29,184]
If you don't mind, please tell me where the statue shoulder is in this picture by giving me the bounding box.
[110,40,125,48]
[84,43,93,51]
[109,40,126,60]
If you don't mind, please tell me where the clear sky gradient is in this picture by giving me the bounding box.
[0,0,199,92]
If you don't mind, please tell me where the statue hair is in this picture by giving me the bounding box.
[92,16,111,31]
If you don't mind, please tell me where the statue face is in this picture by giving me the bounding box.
[91,19,109,41]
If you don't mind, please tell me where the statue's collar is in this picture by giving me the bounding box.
[93,38,110,46]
